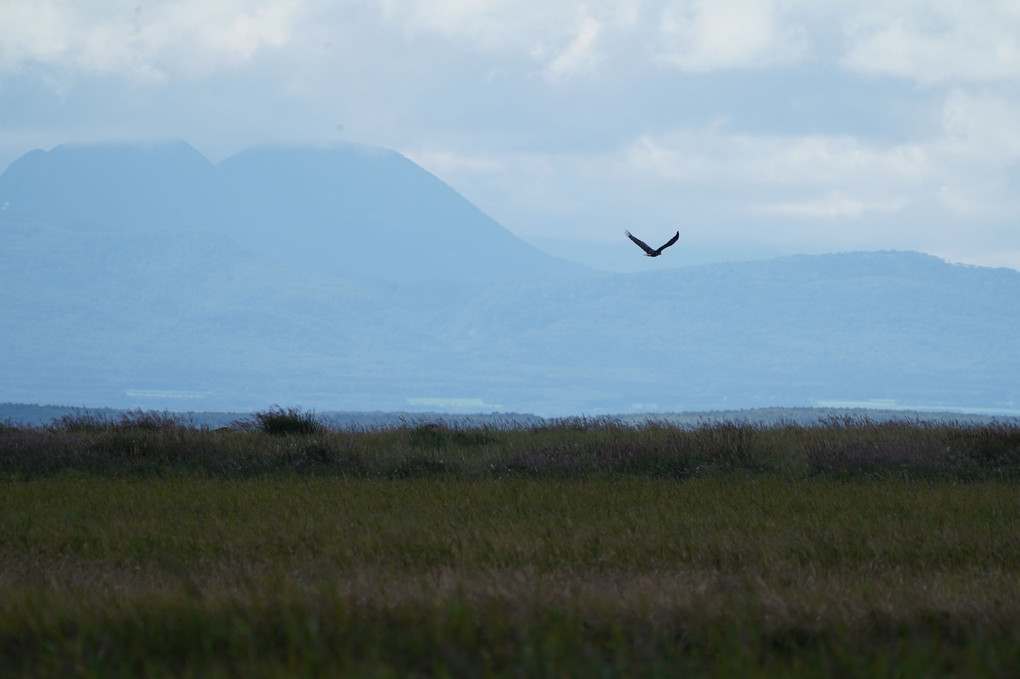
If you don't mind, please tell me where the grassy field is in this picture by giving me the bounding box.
[1,411,1018,676]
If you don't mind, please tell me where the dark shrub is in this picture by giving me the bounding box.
[248,406,325,435]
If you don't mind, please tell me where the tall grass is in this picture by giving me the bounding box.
[1,410,1016,480]
[0,477,1017,677]
[47,407,191,433]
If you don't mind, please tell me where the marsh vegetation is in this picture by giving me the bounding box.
[1,411,1017,676]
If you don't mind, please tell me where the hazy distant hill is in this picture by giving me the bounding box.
[0,140,585,284]
[2,141,1018,415]
[0,141,216,232]
[215,145,592,283]
[406,251,1020,413]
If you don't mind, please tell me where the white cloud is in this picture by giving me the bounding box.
[840,1,1020,84]
[756,192,907,218]
[5,1,1020,87]
[655,0,809,71]
[407,128,930,231]
[0,0,307,81]
[623,127,931,189]
[404,148,506,176]
[938,89,1020,160]
[936,185,978,215]
[376,0,513,46]
[924,89,1020,217]
[544,17,603,81]
[373,0,643,83]
[371,0,815,80]
[0,1,80,69]
[374,0,581,55]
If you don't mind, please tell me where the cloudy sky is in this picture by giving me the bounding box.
[2,0,1019,271]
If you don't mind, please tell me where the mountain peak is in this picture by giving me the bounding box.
[1,139,587,283]
[0,139,214,231]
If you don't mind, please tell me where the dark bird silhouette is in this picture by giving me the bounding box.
[626,230,680,257]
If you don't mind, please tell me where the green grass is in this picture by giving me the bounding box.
[0,416,1018,676]
[1,476,1018,677]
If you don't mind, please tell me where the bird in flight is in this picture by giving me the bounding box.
[626,230,680,257]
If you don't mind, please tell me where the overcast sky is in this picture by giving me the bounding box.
[2,0,1019,271]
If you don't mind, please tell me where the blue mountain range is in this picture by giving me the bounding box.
[2,140,1018,416]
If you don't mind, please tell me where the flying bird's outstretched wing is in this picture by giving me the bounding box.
[659,231,680,253]
[626,230,657,256]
